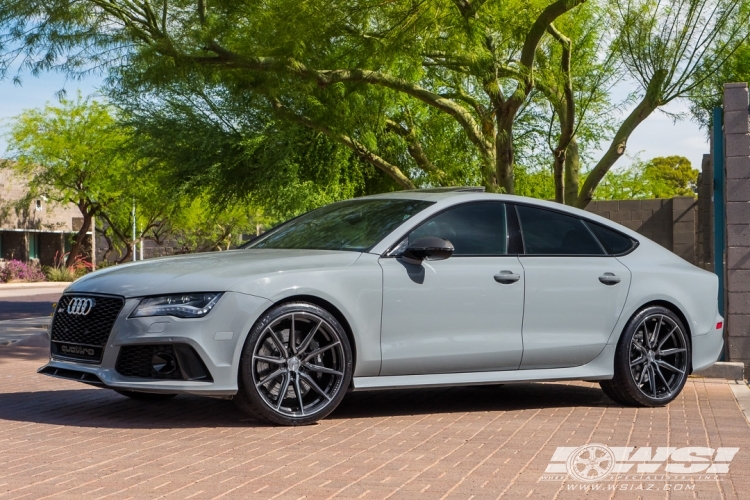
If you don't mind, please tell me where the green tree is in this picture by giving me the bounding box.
[3,95,128,266]
[594,155,698,200]
[0,0,745,208]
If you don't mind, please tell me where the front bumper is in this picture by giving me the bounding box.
[39,291,272,396]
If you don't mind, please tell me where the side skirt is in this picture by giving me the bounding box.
[352,345,615,391]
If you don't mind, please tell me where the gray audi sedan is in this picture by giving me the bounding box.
[40,188,723,425]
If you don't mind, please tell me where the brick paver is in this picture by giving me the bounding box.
[1,346,749,499]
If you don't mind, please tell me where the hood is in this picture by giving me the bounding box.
[66,249,362,298]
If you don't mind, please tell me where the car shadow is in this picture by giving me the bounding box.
[1,347,617,427]
[0,382,616,429]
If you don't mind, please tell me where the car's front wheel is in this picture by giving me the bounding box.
[600,306,690,406]
[235,302,353,425]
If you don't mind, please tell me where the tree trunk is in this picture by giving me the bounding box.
[552,151,565,203]
[495,112,515,194]
[66,210,92,267]
[564,137,580,205]
[575,97,658,208]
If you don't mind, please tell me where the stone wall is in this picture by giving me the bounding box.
[585,197,699,265]
[723,83,750,369]
[0,169,81,231]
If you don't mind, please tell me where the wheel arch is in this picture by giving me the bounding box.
[626,299,693,373]
[268,294,358,376]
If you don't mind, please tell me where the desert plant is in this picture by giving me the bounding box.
[43,251,92,282]
[0,259,46,283]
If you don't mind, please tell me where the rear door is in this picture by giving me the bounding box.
[514,204,632,369]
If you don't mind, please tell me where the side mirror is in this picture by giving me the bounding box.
[400,236,454,265]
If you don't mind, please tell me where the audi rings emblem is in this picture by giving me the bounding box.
[66,297,96,316]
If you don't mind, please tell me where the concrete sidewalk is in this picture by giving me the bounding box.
[1,347,749,499]
[0,316,50,346]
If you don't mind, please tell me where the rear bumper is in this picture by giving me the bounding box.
[692,319,724,373]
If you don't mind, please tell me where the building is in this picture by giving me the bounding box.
[0,168,92,267]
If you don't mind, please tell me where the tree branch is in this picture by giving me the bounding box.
[271,102,416,190]
[385,119,445,180]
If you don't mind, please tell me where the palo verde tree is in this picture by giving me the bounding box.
[3,95,129,266]
[0,0,746,207]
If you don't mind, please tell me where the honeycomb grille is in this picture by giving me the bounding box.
[51,295,124,347]
[115,345,183,379]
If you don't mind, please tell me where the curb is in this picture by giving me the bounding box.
[730,382,750,425]
[0,282,72,289]
[691,361,744,380]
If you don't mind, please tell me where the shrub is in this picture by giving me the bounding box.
[43,251,93,282]
[0,259,46,283]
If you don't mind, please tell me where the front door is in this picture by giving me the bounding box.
[379,202,525,376]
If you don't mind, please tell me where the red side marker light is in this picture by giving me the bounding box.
[716,321,723,330]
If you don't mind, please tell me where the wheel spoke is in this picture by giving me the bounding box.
[655,359,685,375]
[253,354,286,365]
[276,373,291,409]
[256,368,285,387]
[657,326,677,351]
[658,347,686,357]
[304,341,341,362]
[298,372,332,401]
[303,362,343,377]
[654,364,672,394]
[648,365,658,397]
[290,314,296,354]
[638,366,649,385]
[293,373,305,416]
[266,327,289,359]
[297,319,322,355]
[632,339,647,355]
[630,355,647,367]
[652,315,663,348]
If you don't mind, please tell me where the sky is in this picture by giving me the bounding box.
[0,71,711,173]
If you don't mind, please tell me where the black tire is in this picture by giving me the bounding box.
[235,302,353,425]
[114,389,177,401]
[605,305,690,407]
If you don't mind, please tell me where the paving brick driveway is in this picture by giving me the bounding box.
[1,347,749,499]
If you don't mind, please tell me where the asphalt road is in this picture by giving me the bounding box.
[0,292,59,320]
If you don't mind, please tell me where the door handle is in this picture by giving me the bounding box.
[494,270,521,284]
[599,272,621,285]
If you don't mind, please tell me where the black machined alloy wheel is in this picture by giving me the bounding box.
[601,306,690,407]
[236,302,353,425]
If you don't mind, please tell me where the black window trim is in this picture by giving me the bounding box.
[509,202,639,257]
[382,200,517,258]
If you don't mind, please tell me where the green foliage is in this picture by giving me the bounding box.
[0,0,744,210]
[594,156,699,200]
[3,94,129,264]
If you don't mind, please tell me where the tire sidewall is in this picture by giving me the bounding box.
[238,302,353,425]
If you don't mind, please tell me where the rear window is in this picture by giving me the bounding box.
[586,222,636,255]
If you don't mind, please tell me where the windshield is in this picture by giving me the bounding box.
[246,198,434,252]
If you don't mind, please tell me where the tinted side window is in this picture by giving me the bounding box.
[586,222,636,255]
[408,203,507,256]
[516,205,604,255]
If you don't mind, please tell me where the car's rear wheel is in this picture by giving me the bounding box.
[601,306,690,406]
[114,389,177,401]
[235,302,353,425]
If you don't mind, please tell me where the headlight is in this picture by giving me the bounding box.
[130,293,223,319]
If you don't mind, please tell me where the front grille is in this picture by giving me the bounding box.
[116,345,183,379]
[50,295,124,362]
